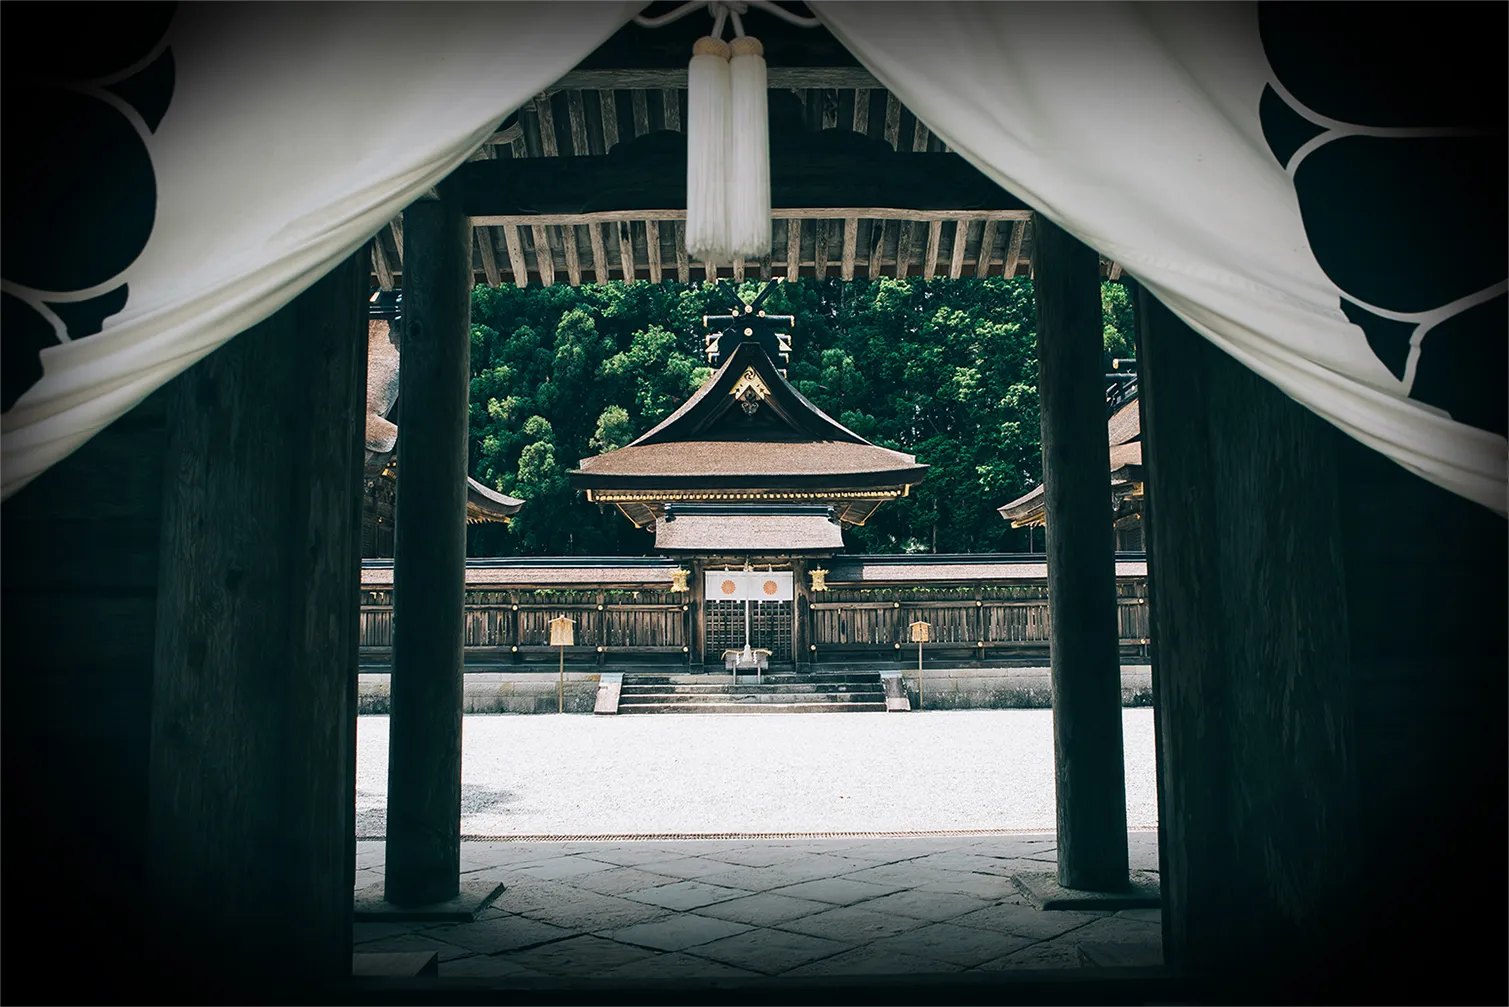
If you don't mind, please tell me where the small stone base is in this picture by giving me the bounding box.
[354,879,505,922]
[1012,871,1160,910]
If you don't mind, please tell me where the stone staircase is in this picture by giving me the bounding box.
[607,673,888,714]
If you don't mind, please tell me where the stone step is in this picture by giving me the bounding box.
[617,700,889,714]
[623,674,884,685]
[620,690,884,704]
[620,682,884,696]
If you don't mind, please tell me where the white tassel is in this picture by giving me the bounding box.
[685,35,732,263]
[727,34,771,260]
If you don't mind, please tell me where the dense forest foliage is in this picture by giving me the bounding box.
[464,277,1135,557]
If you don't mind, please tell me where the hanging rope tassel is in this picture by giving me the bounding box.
[727,33,771,260]
[685,34,732,263]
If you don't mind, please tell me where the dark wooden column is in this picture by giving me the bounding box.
[385,193,471,906]
[1135,282,1505,1000]
[148,249,367,989]
[1031,214,1129,891]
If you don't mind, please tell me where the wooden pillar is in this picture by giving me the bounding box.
[386,193,471,906]
[792,559,809,670]
[148,249,367,988]
[1031,214,1129,891]
[1135,282,1505,999]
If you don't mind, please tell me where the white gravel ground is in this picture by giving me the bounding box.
[357,710,1157,836]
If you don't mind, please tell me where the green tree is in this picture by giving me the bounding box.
[462,276,1131,557]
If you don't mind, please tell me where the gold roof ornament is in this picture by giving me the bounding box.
[809,567,829,592]
[729,366,772,403]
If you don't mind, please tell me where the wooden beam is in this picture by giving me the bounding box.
[1003,219,1026,279]
[475,227,500,287]
[645,220,662,283]
[471,207,1030,227]
[389,216,405,265]
[533,94,559,157]
[373,239,395,290]
[867,219,886,280]
[589,222,609,284]
[883,92,901,149]
[950,219,969,279]
[1032,212,1128,893]
[814,219,830,279]
[483,123,524,148]
[821,89,838,129]
[661,88,681,131]
[548,67,881,91]
[912,120,932,153]
[1109,261,1123,281]
[503,224,528,288]
[531,223,555,286]
[561,224,582,286]
[923,219,942,281]
[617,220,636,283]
[566,90,590,156]
[733,257,744,281]
[852,88,870,135]
[631,89,650,136]
[674,221,690,282]
[841,218,858,281]
[975,218,999,278]
[387,195,470,907]
[598,90,620,151]
[149,247,366,984]
[895,221,913,279]
[786,218,802,280]
[703,259,717,281]
[760,253,772,280]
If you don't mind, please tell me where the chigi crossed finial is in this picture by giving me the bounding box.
[700,279,792,373]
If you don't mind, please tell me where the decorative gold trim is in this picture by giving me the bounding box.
[729,366,771,402]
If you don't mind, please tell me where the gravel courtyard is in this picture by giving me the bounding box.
[356,709,1157,837]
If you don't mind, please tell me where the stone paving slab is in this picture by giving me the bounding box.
[600,914,753,952]
[501,935,660,977]
[776,905,931,942]
[421,915,573,956]
[688,926,854,974]
[350,836,1163,984]
[851,888,992,922]
[689,892,836,928]
[782,946,968,976]
[622,880,754,911]
[868,921,1035,968]
[768,876,908,905]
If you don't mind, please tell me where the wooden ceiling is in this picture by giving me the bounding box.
[371,9,1128,290]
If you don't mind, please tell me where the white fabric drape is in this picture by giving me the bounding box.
[813,2,1507,514]
[0,2,637,499]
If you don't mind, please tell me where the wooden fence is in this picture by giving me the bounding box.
[359,576,1150,667]
[809,581,1149,660]
[361,587,692,666]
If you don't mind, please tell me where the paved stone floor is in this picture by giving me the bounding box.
[353,832,1161,981]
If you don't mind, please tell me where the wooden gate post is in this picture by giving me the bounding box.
[385,193,471,906]
[1032,214,1130,892]
[148,249,367,988]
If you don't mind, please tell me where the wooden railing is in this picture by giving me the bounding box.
[808,581,1149,658]
[361,587,692,666]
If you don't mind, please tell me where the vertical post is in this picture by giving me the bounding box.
[148,249,367,988]
[386,193,471,907]
[558,646,564,714]
[918,641,924,709]
[1031,213,1129,892]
